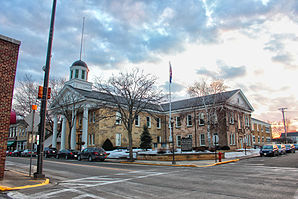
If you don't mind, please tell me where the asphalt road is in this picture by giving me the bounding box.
[3,152,298,199]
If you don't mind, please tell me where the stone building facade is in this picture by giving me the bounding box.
[251,118,272,147]
[50,60,255,151]
[0,34,20,179]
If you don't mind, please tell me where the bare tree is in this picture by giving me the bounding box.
[94,68,163,161]
[187,79,228,148]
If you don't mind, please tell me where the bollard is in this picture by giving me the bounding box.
[218,152,222,162]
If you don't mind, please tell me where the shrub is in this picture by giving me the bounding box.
[220,146,230,150]
[102,139,114,151]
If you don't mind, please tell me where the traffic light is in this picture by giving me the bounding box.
[37,86,51,99]
[47,87,51,99]
[38,86,43,99]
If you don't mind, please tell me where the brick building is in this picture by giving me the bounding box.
[251,118,272,148]
[0,34,20,179]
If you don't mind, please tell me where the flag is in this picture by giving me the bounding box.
[169,62,172,83]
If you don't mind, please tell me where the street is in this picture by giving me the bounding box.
[3,153,298,199]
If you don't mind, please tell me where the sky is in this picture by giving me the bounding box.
[1,0,298,127]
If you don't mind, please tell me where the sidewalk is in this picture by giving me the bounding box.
[0,169,49,191]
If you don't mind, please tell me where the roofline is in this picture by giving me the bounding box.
[0,34,21,45]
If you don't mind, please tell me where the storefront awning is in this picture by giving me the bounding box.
[7,141,15,146]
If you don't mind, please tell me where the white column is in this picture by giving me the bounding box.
[52,115,58,148]
[61,115,66,150]
[82,106,89,150]
[71,109,77,149]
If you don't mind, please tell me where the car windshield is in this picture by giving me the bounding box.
[285,144,291,147]
[277,145,281,149]
[263,145,273,149]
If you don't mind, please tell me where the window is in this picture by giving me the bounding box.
[78,115,82,126]
[265,126,270,133]
[200,134,206,146]
[157,136,161,143]
[116,112,122,125]
[75,69,79,78]
[70,70,73,79]
[198,113,205,126]
[213,133,218,145]
[188,134,192,139]
[245,115,250,127]
[176,116,181,128]
[251,123,254,131]
[116,133,121,146]
[135,115,140,126]
[258,136,260,143]
[187,115,192,126]
[229,112,234,124]
[81,70,85,80]
[233,133,236,145]
[252,135,256,143]
[176,135,181,147]
[92,112,95,123]
[261,126,264,132]
[146,116,151,128]
[211,112,218,124]
[257,124,259,131]
[230,133,233,145]
[266,137,271,142]
[262,136,264,143]
[156,117,161,129]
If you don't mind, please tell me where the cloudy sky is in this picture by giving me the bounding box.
[1,0,298,126]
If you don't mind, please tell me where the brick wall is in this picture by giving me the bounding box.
[0,34,20,179]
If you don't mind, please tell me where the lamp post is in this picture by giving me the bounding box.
[34,0,57,179]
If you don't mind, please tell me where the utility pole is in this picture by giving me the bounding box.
[34,0,57,179]
[279,108,287,144]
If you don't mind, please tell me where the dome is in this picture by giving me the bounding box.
[71,60,88,68]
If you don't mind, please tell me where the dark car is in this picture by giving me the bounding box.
[56,149,79,159]
[12,149,23,157]
[78,147,109,162]
[260,144,279,157]
[44,147,58,158]
[276,144,286,155]
[294,144,298,150]
[285,144,295,153]
[21,149,36,157]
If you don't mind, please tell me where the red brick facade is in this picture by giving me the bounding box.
[0,34,20,179]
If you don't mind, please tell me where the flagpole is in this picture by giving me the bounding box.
[169,62,175,164]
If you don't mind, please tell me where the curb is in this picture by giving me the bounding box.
[0,178,50,191]
[120,159,240,167]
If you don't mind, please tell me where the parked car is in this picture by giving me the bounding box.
[21,149,37,157]
[78,147,109,162]
[12,149,23,157]
[294,144,298,150]
[285,144,295,153]
[56,149,79,159]
[260,144,279,157]
[276,144,286,155]
[44,147,57,158]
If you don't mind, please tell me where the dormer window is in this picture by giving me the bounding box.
[75,69,79,78]
[81,70,85,80]
[70,70,73,79]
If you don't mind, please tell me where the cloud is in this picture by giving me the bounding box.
[162,82,185,93]
[196,61,246,80]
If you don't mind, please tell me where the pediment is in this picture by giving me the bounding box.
[227,90,254,112]
[50,85,86,110]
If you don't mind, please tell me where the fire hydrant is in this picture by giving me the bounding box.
[218,152,222,162]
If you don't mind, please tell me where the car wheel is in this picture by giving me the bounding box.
[78,155,81,161]
[88,156,93,162]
